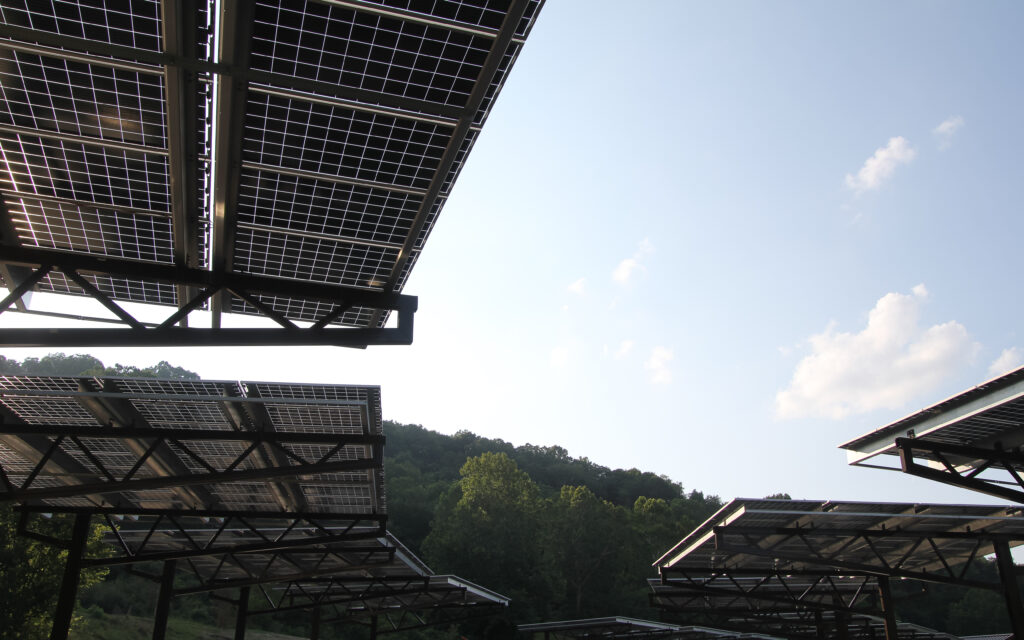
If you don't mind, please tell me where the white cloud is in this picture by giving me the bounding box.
[644,346,674,384]
[549,345,570,369]
[776,285,979,420]
[612,239,655,285]
[567,277,586,295]
[988,347,1024,378]
[933,115,964,149]
[614,340,634,360]
[612,258,640,284]
[845,136,916,193]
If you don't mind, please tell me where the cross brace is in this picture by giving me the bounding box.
[896,437,1024,504]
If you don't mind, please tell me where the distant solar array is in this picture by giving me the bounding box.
[0,0,543,346]
[0,375,385,512]
[0,374,509,638]
[841,366,1024,503]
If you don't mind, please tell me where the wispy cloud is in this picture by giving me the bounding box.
[644,346,674,384]
[567,277,586,296]
[776,285,978,420]
[614,340,634,360]
[933,115,964,150]
[613,239,654,285]
[988,347,1023,378]
[845,136,916,193]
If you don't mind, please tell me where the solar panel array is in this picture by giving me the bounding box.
[0,375,385,513]
[841,366,1024,469]
[656,498,1024,576]
[0,0,542,327]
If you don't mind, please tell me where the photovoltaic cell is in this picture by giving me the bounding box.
[0,375,386,515]
[0,0,544,328]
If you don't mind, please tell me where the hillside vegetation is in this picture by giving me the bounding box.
[0,353,1012,637]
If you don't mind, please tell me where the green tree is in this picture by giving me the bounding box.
[0,506,108,639]
[547,486,635,617]
[423,453,553,622]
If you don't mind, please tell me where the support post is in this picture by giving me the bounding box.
[833,593,849,640]
[814,609,825,639]
[877,576,898,640]
[152,560,177,640]
[310,605,320,640]
[370,614,378,640]
[993,539,1024,637]
[49,513,91,640]
[234,586,250,640]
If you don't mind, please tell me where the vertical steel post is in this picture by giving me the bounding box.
[370,614,378,640]
[814,609,825,639]
[310,605,320,640]
[234,586,250,640]
[152,560,177,640]
[833,593,849,640]
[877,576,898,640]
[50,513,91,640]
[994,539,1024,636]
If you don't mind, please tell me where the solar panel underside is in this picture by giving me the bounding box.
[0,375,386,514]
[0,0,542,326]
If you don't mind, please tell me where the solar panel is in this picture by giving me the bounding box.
[839,367,1024,503]
[0,375,385,514]
[0,0,544,344]
[656,498,1024,591]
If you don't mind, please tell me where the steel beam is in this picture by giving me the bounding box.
[152,560,177,640]
[1,424,384,446]
[209,0,252,328]
[49,513,91,640]
[234,586,250,640]
[876,576,898,640]
[1,457,379,502]
[710,539,1000,591]
[896,437,1024,504]
[993,539,1024,637]
[310,605,320,640]
[161,0,202,326]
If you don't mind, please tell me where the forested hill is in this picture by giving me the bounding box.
[0,354,1009,635]
[383,421,721,555]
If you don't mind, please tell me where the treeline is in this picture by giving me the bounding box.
[0,352,199,379]
[384,424,724,625]
[0,353,1014,637]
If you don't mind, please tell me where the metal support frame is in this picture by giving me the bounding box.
[247,576,507,635]
[896,437,1024,504]
[49,513,91,640]
[311,605,321,640]
[876,576,898,640]
[993,539,1024,638]
[235,586,250,640]
[0,245,417,347]
[16,507,386,570]
[656,569,879,617]
[0,408,384,504]
[152,560,177,640]
[711,525,1011,591]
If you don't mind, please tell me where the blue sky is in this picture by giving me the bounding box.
[3,1,1023,505]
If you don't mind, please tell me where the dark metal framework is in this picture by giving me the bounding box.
[250,575,509,636]
[651,573,881,619]
[517,617,774,640]
[0,375,512,638]
[840,367,1024,505]
[0,0,544,347]
[655,499,1024,640]
[0,376,386,513]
